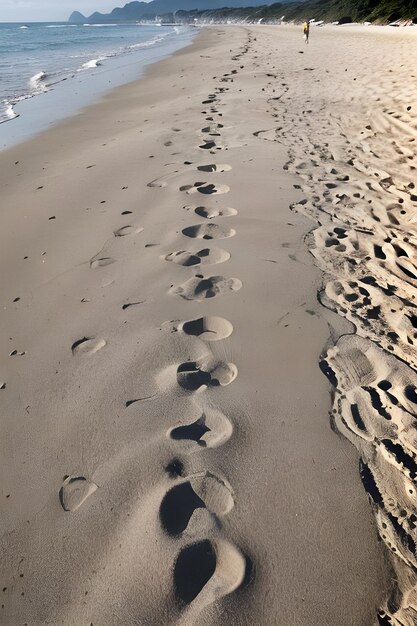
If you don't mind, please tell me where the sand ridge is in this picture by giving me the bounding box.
[252,24,417,625]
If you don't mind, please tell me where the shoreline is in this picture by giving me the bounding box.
[2,22,414,624]
[0,24,196,150]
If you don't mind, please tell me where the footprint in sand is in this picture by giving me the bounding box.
[322,276,417,367]
[182,223,235,240]
[165,458,184,478]
[200,125,222,136]
[199,140,216,150]
[180,182,230,196]
[59,475,97,512]
[170,275,242,301]
[147,171,180,188]
[202,97,217,105]
[160,471,234,536]
[322,334,417,441]
[195,206,237,219]
[113,225,143,237]
[202,131,221,138]
[165,248,230,266]
[196,164,231,173]
[90,257,115,269]
[147,164,230,190]
[9,349,26,357]
[177,359,237,391]
[179,316,233,341]
[320,333,417,568]
[173,539,246,606]
[168,406,233,449]
[71,337,106,355]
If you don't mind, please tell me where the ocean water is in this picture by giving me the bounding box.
[0,22,194,145]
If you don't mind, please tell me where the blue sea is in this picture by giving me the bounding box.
[0,21,194,145]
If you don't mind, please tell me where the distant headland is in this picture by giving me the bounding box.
[69,0,417,25]
[69,0,276,24]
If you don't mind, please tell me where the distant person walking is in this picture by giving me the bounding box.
[303,21,310,44]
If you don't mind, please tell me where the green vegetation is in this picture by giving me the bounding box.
[174,0,417,24]
[285,0,417,22]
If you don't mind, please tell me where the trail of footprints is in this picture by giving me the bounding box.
[151,65,250,611]
[58,39,253,616]
[62,220,143,509]
[160,38,259,603]
[253,34,417,624]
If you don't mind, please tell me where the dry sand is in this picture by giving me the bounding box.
[1,23,416,625]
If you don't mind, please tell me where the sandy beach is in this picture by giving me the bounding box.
[1,23,417,625]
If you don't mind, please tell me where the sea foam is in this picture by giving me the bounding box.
[29,71,48,92]
[80,58,105,70]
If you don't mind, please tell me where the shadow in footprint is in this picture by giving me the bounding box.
[174,541,216,604]
[114,225,143,237]
[90,257,115,269]
[165,250,201,267]
[197,184,228,195]
[165,248,230,267]
[59,475,97,512]
[165,458,184,478]
[182,223,235,240]
[174,538,246,606]
[177,362,213,390]
[181,316,233,341]
[180,181,230,196]
[195,206,237,219]
[170,416,210,446]
[71,337,106,355]
[160,483,205,535]
[196,278,220,297]
[197,164,231,173]
[170,275,242,301]
[167,406,233,450]
[177,360,237,391]
[160,472,233,537]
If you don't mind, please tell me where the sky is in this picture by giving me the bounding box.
[0,0,148,22]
